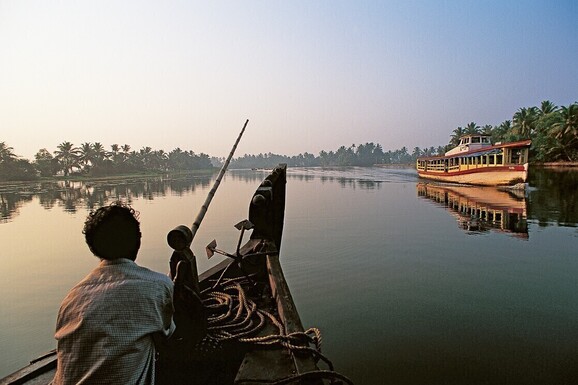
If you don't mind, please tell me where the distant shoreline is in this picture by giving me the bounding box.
[0,169,217,186]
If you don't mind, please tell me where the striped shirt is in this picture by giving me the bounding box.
[53,258,176,385]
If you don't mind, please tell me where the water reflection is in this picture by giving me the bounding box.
[528,167,578,227]
[237,167,384,189]
[2,167,578,228]
[417,182,529,238]
[0,175,212,222]
[1,168,393,222]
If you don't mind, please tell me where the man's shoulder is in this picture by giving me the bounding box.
[91,259,173,288]
[132,263,173,286]
[136,265,173,286]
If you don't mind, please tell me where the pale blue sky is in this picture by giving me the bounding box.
[1,0,577,159]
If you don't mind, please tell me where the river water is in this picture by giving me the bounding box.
[1,167,577,384]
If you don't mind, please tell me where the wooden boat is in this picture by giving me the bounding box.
[416,134,531,186]
[0,164,351,385]
[417,181,528,238]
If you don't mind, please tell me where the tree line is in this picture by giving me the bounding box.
[221,100,577,169]
[1,100,577,181]
[446,100,578,163]
[0,141,212,181]
[221,143,438,169]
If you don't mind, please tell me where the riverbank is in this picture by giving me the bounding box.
[0,168,217,186]
[533,162,578,168]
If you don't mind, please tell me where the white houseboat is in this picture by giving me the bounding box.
[416,135,531,186]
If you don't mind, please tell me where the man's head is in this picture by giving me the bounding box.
[83,202,141,260]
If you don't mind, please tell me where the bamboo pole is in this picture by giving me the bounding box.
[189,119,249,241]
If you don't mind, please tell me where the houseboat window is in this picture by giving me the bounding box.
[472,137,481,143]
[496,154,503,164]
[482,156,487,165]
[511,149,521,164]
[482,137,490,143]
[489,155,495,165]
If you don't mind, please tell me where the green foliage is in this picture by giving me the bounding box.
[0,141,214,182]
[0,142,37,181]
[34,148,59,177]
[447,101,578,162]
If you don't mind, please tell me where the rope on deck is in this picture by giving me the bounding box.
[200,279,354,385]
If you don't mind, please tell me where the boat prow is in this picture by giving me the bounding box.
[1,164,351,385]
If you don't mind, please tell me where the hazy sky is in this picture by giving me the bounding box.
[1,1,577,160]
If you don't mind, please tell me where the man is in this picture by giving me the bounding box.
[53,202,177,385]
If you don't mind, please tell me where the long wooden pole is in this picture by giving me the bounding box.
[189,119,249,241]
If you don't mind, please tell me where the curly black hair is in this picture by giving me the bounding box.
[83,201,141,260]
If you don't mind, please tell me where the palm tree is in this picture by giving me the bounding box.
[373,143,385,163]
[397,146,410,164]
[78,142,94,172]
[513,107,538,138]
[450,126,465,147]
[557,103,578,138]
[0,142,17,164]
[115,144,131,171]
[412,147,422,160]
[481,125,493,136]
[492,120,513,142]
[92,142,109,166]
[550,103,578,161]
[127,151,142,171]
[168,148,184,170]
[155,150,168,171]
[538,100,558,116]
[464,122,480,135]
[54,142,80,176]
[140,147,154,169]
[108,144,125,169]
[335,145,355,166]
[0,142,20,180]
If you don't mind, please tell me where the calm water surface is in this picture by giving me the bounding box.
[1,167,577,384]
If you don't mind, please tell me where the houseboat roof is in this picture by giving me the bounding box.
[418,139,531,161]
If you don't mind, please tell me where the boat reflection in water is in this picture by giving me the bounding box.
[417,182,528,238]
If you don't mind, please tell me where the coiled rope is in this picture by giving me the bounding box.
[199,278,354,385]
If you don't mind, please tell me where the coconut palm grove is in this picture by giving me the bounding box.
[1,101,577,181]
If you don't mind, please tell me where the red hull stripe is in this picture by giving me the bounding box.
[418,165,525,177]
